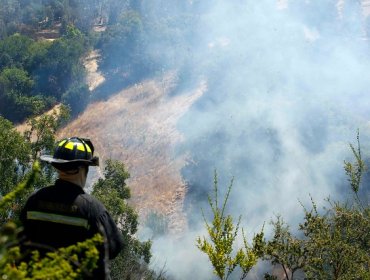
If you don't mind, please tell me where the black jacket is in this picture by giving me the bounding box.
[20,179,124,279]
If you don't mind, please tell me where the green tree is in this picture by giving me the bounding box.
[35,26,87,100]
[300,201,370,279]
[21,104,70,203]
[92,159,153,280]
[196,171,263,280]
[0,34,33,69]
[0,117,30,197]
[343,131,367,208]
[0,116,31,225]
[24,104,70,161]
[61,83,89,116]
[0,105,69,225]
[99,9,144,80]
[20,2,45,28]
[263,133,370,279]
[263,216,306,280]
[0,67,47,122]
[0,0,21,38]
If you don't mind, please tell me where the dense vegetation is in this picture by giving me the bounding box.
[0,0,197,121]
[0,29,88,120]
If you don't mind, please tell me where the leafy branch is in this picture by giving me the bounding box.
[196,171,262,280]
[343,130,367,209]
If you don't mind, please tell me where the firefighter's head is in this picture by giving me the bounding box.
[40,137,99,187]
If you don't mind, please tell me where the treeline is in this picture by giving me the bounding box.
[0,0,199,122]
[0,0,104,37]
[0,0,97,122]
[0,28,89,122]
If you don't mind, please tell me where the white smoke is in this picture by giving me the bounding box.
[139,0,370,279]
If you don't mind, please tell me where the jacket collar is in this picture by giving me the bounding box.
[55,179,86,194]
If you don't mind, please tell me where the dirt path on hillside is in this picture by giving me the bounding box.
[16,49,103,134]
[84,50,105,91]
[57,74,206,234]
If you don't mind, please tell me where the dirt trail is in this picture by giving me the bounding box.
[16,104,62,138]
[16,48,102,134]
[84,50,105,91]
[58,74,206,234]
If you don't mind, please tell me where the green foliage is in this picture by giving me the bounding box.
[197,171,262,280]
[0,67,34,94]
[0,117,31,225]
[0,67,43,121]
[344,130,366,207]
[21,2,47,28]
[0,0,104,38]
[24,104,70,160]
[0,0,21,37]
[1,234,103,280]
[0,162,40,210]
[0,106,69,225]
[99,9,144,75]
[0,34,33,68]
[0,116,31,196]
[0,26,88,122]
[92,159,153,279]
[300,202,370,280]
[61,82,89,116]
[263,216,306,280]
[35,29,87,100]
[94,159,131,198]
[262,134,370,279]
[0,163,40,262]
[92,159,132,227]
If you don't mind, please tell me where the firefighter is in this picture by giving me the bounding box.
[20,137,124,279]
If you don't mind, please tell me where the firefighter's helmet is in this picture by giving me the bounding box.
[40,137,99,169]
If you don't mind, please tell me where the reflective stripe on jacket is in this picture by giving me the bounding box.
[20,179,124,280]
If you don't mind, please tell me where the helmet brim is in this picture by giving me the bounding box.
[40,155,99,166]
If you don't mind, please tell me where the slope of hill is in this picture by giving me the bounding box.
[57,73,206,234]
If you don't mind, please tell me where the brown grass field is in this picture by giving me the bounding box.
[58,73,206,234]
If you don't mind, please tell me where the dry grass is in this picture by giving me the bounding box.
[16,104,62,139]
[58,73,206,234]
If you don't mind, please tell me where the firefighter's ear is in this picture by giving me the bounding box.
[91,157,99,166]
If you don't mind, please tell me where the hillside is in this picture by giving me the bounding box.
[57,74,206,234]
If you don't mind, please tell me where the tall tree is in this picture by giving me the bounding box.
[0,105,69,224]
[0,117,30,197]
[92,159,153,280]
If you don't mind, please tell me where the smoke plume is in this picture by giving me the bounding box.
[141,0,370,279]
